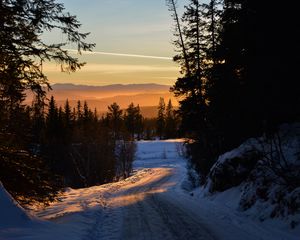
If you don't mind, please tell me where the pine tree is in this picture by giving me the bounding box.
[170,0,208,136]
[31,94,46,145]
[107,102,123,139]
[156,98,166,139]
[64,99,72,129]
[93,108,98,123]
[76,100,82,122]
[135,105,143,140]
[166,0,190,75]
[124,103,136,139]
[165,100,177,139]
[167,0,224,178]
[83,101,93,126]
[46,96,58,136]
[124,103,143,140]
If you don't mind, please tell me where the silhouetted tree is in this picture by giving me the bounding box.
[165,100,177,139]
[156,98,166,139]
[0,0,94,203]
[107,102,123,139]
[0,0,94,102]
[64,99,72,130]
[31,94,46,145]
[166,0,190,75]
[124,103,143,140]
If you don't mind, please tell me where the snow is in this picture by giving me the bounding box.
[203,124,300,233]
[0,140,299,239]
[0,182,33,228]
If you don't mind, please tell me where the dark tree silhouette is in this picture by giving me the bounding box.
[106,102,124,139]
[165,99,177,139]
[156,97,166,139]
[0,0,94,203]
[124,103,143,140]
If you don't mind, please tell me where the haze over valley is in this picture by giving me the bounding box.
[26,83,178,117]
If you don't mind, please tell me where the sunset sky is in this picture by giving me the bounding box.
[44,0,188,86]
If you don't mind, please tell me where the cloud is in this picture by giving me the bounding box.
[65,49,172,60]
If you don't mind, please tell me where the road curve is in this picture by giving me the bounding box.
[119,168,215,240]
[89,140,216,240]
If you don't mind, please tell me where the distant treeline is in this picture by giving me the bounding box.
[47,96,180,142]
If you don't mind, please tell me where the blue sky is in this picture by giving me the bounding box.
[44,0,188,86]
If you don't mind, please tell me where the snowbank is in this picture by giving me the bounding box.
[199,123,300,233]
[0,182,33,228]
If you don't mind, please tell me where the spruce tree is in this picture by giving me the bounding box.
[135,105,143,140]
[31,94,46,145]
[46,96,58,136]
[170,0,208,136]
[165,100,177,139]
[76,100,82,122]
[107,102,123,139]
[64,99,72,130]
[166,0,190,75]
[124,103,143,140]
[156,98,166,139]
[167,0,224,178]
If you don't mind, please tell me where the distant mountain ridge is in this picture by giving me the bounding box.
[51,83,171,92]
[54,92,178,118]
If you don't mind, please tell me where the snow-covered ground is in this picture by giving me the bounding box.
[0,140,298,239]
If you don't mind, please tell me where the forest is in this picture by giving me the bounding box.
[166,0,299,182]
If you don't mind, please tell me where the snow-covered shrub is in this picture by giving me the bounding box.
[239,124,300,224]
[240,179,300,227]
[205,123,300,225]
[208,150,261,192]
[253,123,300,189]
[206,139,261,193]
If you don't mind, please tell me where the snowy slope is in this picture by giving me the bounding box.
[201,124,300,236]
[0,140,298,239]
[0,182,33,228]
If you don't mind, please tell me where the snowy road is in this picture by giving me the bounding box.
[80,140,216,240]
[117,169,214,240]
[1,140,297,240]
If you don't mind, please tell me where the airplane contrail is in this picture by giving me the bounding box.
[65,49,173,60]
